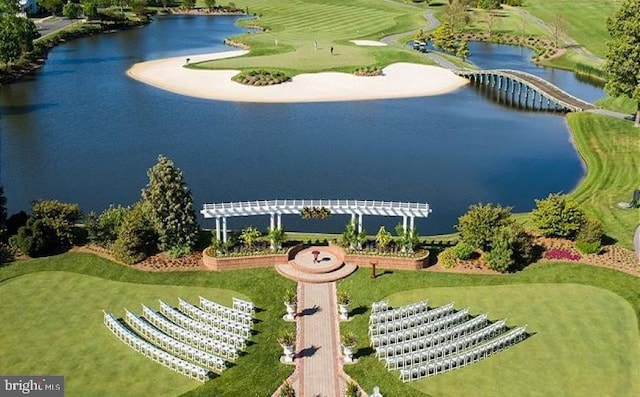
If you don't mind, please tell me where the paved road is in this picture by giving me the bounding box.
[380,10,440,46]
[33,16,78,38]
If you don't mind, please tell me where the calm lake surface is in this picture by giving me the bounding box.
[0,16,598,234]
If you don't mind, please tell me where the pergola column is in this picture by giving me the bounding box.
[215,217,221,241]
[358,213,363,233]
[351,213,356,224]
[222,217,228,243]
[270,213,275,231]
[410,216,415,230]
[402,215,408,232]
[277,213,282,229]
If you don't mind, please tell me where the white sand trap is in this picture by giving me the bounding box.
[349,40,387,47]
[127,51,468,103]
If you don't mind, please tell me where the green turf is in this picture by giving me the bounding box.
[390,284,639,397]
[0,253,296,397]
[523,0,622,58]
[596,95,639,114]
[338,264,640,397]
[567,113,640,248]
[190,0,433,74]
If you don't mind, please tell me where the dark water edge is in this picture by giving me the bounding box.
[0,16,590,235]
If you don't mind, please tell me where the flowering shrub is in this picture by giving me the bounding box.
[544,248,581,261]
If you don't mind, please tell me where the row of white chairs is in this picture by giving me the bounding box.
[371,300,388,314]
[199,296,253,326]
[179,298,252,338]
[371,312,486,349]
[104,312,209,382]
[125,309,226,373]
[369,303,455,335]
[380,319,507,363]
[232,297,255,315]
[160,301,247,349]
[368,300,428,324]
[398,326,527,382]
[142,305,239,361]
[370,306,467,339]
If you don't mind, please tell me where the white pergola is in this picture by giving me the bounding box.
[201,199,432,242]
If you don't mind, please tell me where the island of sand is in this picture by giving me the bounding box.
[126,50,469,103]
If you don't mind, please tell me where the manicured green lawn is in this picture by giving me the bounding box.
[567,113,640,248]
[0,253,296,397]
[523,0,622,58]
[191,0,434,74]
[339,264,640,397]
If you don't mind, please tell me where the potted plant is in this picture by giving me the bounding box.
[283,288,297,321]
[277,330,296,363]
[337,291,350,320]
[279,381,296,397]
[341,331,357,363]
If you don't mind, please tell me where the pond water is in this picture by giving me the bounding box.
[0,16,596,234]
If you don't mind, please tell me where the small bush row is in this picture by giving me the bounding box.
[232,70,291,86]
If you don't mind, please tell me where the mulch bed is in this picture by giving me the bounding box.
[426,236,639,277]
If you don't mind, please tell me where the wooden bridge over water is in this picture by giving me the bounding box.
[454,69,597,113]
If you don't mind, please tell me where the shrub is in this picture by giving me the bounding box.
[531,193,586,239]
[62,2,83,19]
[168,245,192,258]
[6,211,28,236]
[576,241,601,255]
[279,381,295,397]
[453,242,474,260]
[15,220,57,257]
[112,203,157,265]
[439,247,456,268]
[87,204,128,247]
[455,203,513,251]
[485,227,513,273]
[345,381,361,397]
[31,200,81,247]
[0,242,14,265]
[576,218,603,244]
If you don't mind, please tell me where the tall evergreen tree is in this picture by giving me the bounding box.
[141,155,198,252]
[605,0,640,126]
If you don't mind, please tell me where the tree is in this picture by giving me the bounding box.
[240,226,261,249]
[87,204,128,247]
[477,0,500,9]
[112,202,156,265]
[532,193,586,239]
[81,0,98,19]
[62,2,82,18]
[15,219,57,257]
[375,225,392,251]
[432,23,458,54]
[141,155,198,253]
[31,199,81,247]
[442,0,469,32]
[455,203,513,251]
[37,0,63,15]
[485,227,513,272]
[456,39,470,61]
[550,14,566,49]
[605,0,640,126]
[182,0,195,10]
[482,10,497,38]
[0,3,39,63]
[204,0,215,11]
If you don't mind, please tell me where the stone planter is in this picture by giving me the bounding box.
[338,303,350,321]
[284,302,296,321]
[281,344,295,363]
[342,344,355,363]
